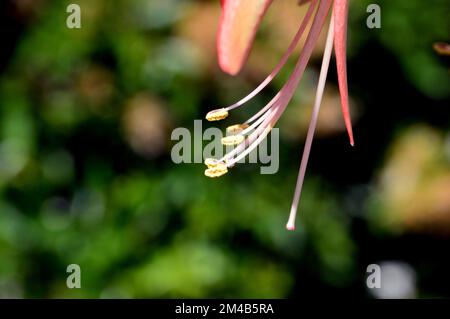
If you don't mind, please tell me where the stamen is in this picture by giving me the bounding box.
[220,104,280,163]
[220,0,333,167]
[204,161,228,178]
[221,135,245,146]
[241,104,277,135]
[244,91,281,125]
[206,108,229,121]
[217,102,278,163]
[223,0,319,112]
[204,158,221,168]
[204,0,326,176]
[226,124,249,135]
[434,42,450,55]
[226,125,274,166]
[204,0,317,133]
[286,10,335,231]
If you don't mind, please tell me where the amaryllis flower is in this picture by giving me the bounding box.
[204,0,355,231]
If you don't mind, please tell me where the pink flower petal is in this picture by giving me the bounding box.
[334,0,355,146]
[217,0,273,75]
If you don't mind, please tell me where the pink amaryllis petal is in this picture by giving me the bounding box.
[217,0,273,75]
[334,0,354,146]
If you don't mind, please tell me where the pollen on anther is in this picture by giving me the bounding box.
[206,108,228,121]
[204,160,228,177]
[204,158,221,168]
[221,135,245,146]
[226,124,249,135]
[204,166,228,178]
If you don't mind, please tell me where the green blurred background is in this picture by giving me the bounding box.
[0,0,449,298]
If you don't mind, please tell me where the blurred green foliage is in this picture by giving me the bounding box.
[351,0,449,98]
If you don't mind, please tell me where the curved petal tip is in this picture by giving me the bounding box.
[217,0,273,75]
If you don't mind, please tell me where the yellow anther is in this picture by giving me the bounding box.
[204,158,220,168]
[206,108,228,121]
[226,124,249,135]
[204,162,228,178]
[221,135,245,146]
